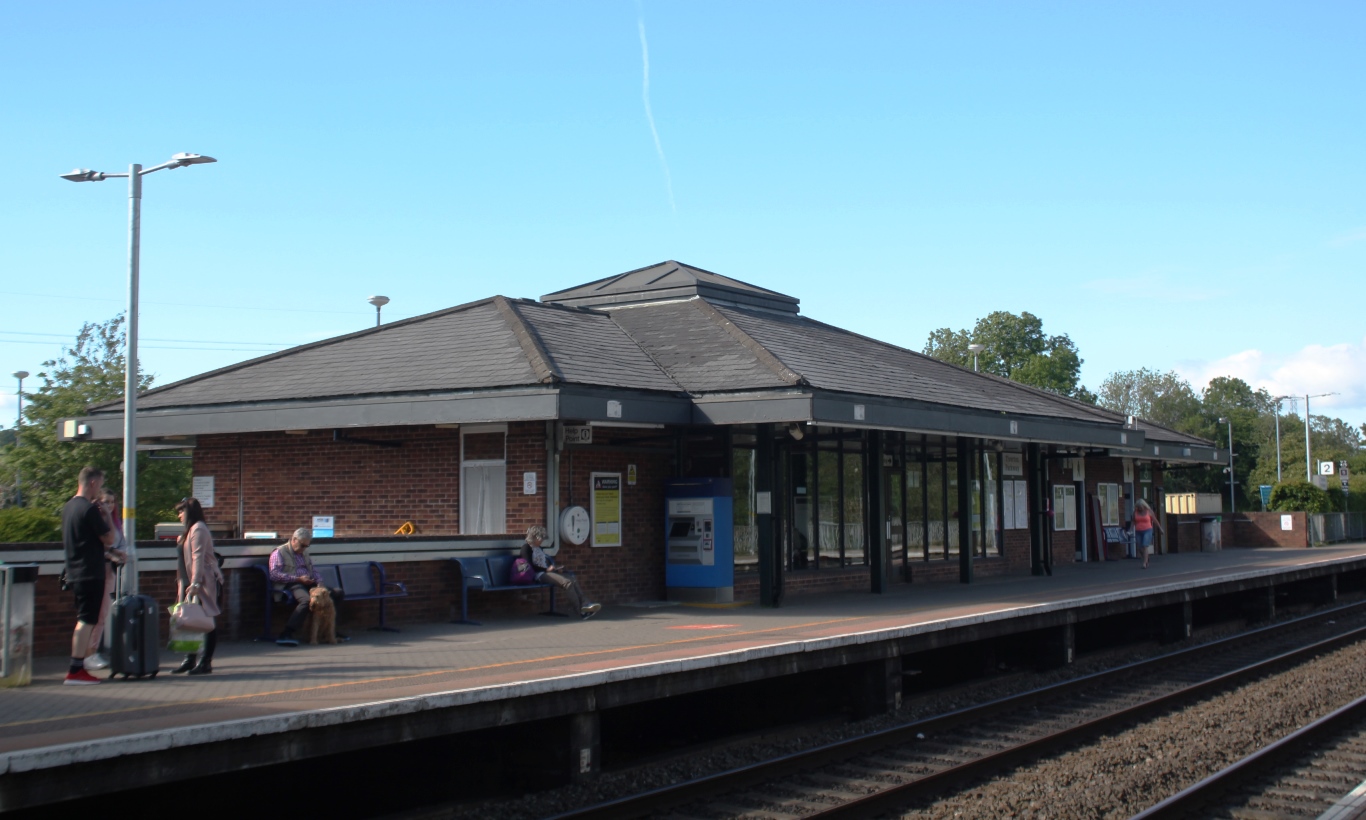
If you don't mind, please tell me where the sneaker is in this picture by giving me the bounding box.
[579,603,602,620]
[336,633,352,643]
[84,653,110,671]
[63,669,101,685]
[276,636,299,647]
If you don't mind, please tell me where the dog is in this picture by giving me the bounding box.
[307,586,338,645]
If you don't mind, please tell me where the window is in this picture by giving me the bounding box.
[1053,484,1076,531]
[732,446,758,573]
[1097,483,1120,526]
[461,425,507,534]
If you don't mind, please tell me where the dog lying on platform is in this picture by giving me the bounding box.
[307,586,338,645]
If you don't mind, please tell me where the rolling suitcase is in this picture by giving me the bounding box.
[110,594,160,679]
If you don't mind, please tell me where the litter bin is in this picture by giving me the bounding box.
[1200,516,1222,552]
[1,564,39,688]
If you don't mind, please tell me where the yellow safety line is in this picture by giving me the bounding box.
[0,615,868,730]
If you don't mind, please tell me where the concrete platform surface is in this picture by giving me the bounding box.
[4,544,1366,775]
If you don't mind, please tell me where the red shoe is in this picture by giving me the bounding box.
[63,668,101,685]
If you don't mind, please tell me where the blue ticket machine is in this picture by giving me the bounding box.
[665,478,734,603]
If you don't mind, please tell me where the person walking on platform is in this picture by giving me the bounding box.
[270,528,349,646]
[173,497,223,674]
[61,467,118,685]
[1134,498,1164,570]
[521,525,601,620]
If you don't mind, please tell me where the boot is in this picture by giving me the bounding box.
[187,658,213,675]
[189,630,216,675]
[172,655,197,674]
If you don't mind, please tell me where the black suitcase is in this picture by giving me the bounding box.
[110,594,160,679]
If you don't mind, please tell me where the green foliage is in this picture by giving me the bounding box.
[1097,369,1202,430]
[0,316,191,539]
[1269,481,1332,513]
[0,507,62,542]
[923,311,1087,398]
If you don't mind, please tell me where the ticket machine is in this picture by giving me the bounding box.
[665,478,733,603]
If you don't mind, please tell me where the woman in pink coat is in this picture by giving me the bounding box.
[173,497,223,675]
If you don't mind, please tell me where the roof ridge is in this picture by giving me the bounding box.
[691,299,805,387]
[88,296,502,412]
[512,298,688,393]
[493,297,563,384]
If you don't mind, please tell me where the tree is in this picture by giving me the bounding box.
[924,311,1088,399]
[0,316,190,538]
[1097,369,1202,430]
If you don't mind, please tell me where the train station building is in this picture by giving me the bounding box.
[63,260,1223,612]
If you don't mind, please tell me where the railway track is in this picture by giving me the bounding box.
[547,600,1366,820]
[1134,693,1366,819]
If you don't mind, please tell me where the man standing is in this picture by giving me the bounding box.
[61,466,117,685]
[269,528,348,645]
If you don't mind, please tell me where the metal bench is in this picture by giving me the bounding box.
[450,555,563,625]
[252,561,408,640]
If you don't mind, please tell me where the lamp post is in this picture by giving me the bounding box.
[1271,395,1292,485]
[1218,417,1234,513]
[61,153,216,595]
[1302,392,1338,482]
[367,295,390,327]
[11,371,27,506]
[968,343,985,372]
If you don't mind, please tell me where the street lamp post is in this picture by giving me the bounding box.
[11,371,27,506]
[367,295,390,327]
[1218,417,1234,514]
[968,343,985,372]
[1271,395,1292,485]
[61,153,216,595]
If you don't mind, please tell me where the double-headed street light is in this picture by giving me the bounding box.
[11,371,27,506]
[61,153,217,595]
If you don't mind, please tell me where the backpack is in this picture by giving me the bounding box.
[509,558,537,585]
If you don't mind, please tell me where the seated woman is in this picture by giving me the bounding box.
[520,525,601,619]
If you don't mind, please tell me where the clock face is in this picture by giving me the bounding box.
[560,505,591,546]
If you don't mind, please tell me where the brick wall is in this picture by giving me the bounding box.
[1229,512,1308,547]
[191,422,551,539]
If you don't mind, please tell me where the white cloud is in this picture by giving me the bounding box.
[1176,336,1366,425]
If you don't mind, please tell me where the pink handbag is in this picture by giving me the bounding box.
[170,596,215,633]
[510,558,537,585]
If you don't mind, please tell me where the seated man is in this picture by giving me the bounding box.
[269,528,349,645]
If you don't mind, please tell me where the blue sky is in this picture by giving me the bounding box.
[2,1,1364,431]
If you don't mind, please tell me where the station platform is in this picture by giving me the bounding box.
[4,543,1366,810]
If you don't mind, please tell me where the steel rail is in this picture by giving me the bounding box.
[1129,692,1366,820]
[549,600,1366,820]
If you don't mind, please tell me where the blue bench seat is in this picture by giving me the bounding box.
[450,555,564,625]
[252,561,408,640]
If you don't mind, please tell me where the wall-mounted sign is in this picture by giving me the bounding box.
[1320,461,1336,476]
[853,404,866,421]
[1002,453,1023,476]
[312,515,334,539]
[1281,514,1294,531]
[627,464,637,485]
[607,400,623,419]
[591,473,622,547]
[755,491,772,515]
[523,471,537,495]
[563,425,593,445]
[191,476,215,508]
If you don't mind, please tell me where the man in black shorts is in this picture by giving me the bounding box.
[62,466,116,685]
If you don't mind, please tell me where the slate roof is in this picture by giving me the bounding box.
[542,260,800,313]
[91,259,1209,448]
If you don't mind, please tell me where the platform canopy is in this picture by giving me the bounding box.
[64,260,1221,463]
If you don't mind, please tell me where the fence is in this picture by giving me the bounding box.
[1309,512,1366,546]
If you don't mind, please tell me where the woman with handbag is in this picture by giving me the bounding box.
[173,497,224,675]
[520,525,601,619]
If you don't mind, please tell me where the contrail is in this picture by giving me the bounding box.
[638,17,675,212]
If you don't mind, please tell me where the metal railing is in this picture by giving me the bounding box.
[1309,512,1366,545]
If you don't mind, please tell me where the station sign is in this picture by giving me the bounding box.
[1319,461,1336,476]
[563,425,593,445]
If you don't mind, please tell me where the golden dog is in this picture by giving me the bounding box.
[307,586,338,645]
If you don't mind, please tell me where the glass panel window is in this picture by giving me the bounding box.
[1097,483,1120,526]
[906,450,925,561]
[817,446,841,566]
[926,447,945,558]
[946,446,960,558]
[732,447,758,573]
[1053,485,1077,530]
[843,449,865,565]
[983,451,999,555]
[790,449,815,569]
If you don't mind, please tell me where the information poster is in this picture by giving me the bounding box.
[590,472,622,547]
[192,476,215,508]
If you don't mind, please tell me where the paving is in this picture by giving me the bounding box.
[3,544,1366,773]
